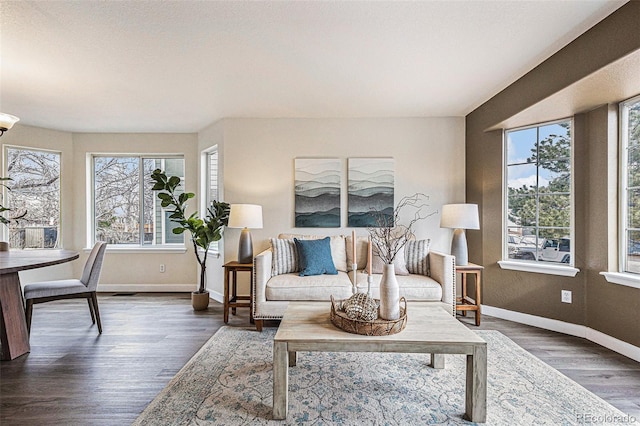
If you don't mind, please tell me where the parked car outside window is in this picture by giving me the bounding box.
[509,235,538,261]
[539,238,571,263]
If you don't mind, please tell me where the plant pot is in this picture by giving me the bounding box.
[0,242,8,251]
[191,291,210,311]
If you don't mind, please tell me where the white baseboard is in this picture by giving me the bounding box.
[586,328,640,363]
[98,285,229,304]
[98,284,195,293]
[208,289,224,304]
[482,305,640,363]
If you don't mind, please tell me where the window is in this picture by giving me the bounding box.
[5,147,61,249]
[93,156,184,246]
[620,95,640,274]
[504,119,573,265]
[203,147,221,252]
[206,148,219,208]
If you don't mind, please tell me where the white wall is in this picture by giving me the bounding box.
[220,117,466,295]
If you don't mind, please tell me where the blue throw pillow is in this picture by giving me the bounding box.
[294,237,338,276]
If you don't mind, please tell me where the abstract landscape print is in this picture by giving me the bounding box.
[294,158,341,227]
[348,158,394,227]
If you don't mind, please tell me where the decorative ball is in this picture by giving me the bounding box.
[342,292,378,321]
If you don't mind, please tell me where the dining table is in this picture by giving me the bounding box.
[0,249,79,361]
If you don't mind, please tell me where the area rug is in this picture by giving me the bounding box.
[134,327,637,425]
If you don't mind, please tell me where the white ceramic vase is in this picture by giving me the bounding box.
[379,264,400,320]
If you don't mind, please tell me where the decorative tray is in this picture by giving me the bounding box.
[330,295,407,336]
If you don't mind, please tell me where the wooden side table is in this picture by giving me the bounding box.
[456,262,484,326]
[222,261,254,324]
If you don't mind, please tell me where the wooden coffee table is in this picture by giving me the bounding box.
[273,302,487,423]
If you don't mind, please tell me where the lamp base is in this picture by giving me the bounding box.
[238,228,253,264]
[451,228,469,266]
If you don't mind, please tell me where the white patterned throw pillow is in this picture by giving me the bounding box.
[270,238,299,276]
[405,239,431,276]
[367,241,410,276]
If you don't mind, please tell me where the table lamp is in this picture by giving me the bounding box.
[228,204,263,264]
[440,204,479,266]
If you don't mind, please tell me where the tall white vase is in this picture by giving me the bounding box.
[379,264,400,320]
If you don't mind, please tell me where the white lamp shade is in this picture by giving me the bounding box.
[228,204,263,229]
[0,113,19,130]
[440,204,480,230]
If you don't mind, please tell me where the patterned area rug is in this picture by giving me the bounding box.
[134,327,636,425]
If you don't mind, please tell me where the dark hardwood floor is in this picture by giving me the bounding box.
[1,293,638,425]
[459,313,640,420]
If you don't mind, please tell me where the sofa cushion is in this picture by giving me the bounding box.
[279,233,348,272]
[265,271,353,301]
[368,241,410,275]
[270,238,299,276]
[405,239,430,276]
[354,272,442,301]
[294,237,338,277]
[346,235,369,271]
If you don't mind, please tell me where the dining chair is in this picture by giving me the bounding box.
[24,241,107,334]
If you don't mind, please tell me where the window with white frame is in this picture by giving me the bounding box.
[5,147,61,249]
[620,95,640,274]
[206,149,219,208]
[204,147,221,251]
[504,119,573,265]
[93,155,184,246]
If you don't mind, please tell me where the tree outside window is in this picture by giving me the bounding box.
[5,147,61,249]
[94,156,185,246]
[505,120,573,264]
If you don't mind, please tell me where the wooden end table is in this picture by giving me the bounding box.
[456,262,483,326]
[222,261,254,324]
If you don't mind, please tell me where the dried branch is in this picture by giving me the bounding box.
[366,193,436,264]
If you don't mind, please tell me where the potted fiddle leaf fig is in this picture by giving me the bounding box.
[151,169,230,311]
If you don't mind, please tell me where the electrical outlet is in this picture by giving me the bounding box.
[160,264,165,273]
[561,290,572,303]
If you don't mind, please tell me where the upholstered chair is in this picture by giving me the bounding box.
[24,242,107,334]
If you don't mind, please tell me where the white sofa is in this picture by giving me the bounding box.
[252,234,456,331]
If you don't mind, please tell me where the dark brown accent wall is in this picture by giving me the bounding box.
[466,1,640,347]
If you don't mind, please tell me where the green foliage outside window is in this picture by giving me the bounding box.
[624,98,640,273]
[626,102,640,228]
[506,99,640,269]
[507,121,572,246]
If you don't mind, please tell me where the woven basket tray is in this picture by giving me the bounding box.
[330,295,407,336]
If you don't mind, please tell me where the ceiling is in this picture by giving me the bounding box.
[0,1,628,133]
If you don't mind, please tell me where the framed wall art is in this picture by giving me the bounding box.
[294,158,341,227]
[348,157,394,227]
